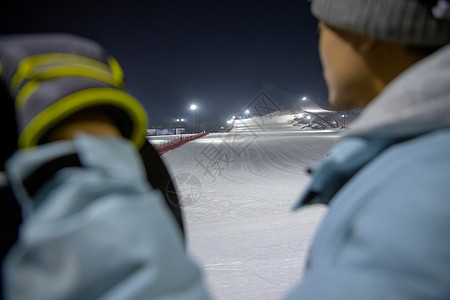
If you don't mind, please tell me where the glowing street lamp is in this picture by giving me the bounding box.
[342,114,347,128]
[302,96,307,101]
[190,104,197,133]
[176,118,185,127]
[245,109,250,115]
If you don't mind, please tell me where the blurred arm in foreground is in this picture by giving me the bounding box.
[0,34,209,300]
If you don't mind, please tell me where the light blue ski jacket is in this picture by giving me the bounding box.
[3,135,210,300]
[286,44,450,299]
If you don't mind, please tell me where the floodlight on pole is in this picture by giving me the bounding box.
[245,109,250,114]
[302,97,307,101]
[190,104,197,133]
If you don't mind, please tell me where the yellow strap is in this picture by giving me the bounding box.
[18,88,148,149]
[10,53,124,92]
[108,56,124,87]
[15,80,41,109]
[29,65,119,85]
[15,64,125,108]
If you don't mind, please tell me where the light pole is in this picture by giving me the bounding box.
[176,118,185,138]
[190,104,197,133]
[176,118,185,127]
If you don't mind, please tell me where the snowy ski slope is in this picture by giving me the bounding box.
[162,119,341,299]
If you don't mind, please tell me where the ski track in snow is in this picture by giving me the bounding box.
[162,121,340,300]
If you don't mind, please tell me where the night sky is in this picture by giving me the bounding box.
[1,0,327,129]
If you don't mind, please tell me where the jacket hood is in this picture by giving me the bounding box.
[346,43,450,138]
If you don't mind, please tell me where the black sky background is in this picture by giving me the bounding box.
[1,0,327,129]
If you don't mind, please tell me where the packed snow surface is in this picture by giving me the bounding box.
[162,118,341,299]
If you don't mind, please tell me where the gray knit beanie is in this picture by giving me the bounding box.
[311,0,450,47]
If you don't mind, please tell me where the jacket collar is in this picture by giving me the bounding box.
[294,136,410,209]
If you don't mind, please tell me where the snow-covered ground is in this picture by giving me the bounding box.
[162,117,341,299]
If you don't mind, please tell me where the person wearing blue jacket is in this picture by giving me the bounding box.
[285,0,450,299]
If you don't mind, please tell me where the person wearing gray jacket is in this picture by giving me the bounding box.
[285,0,450,299]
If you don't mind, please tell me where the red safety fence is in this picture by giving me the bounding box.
[154,132,209,155]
